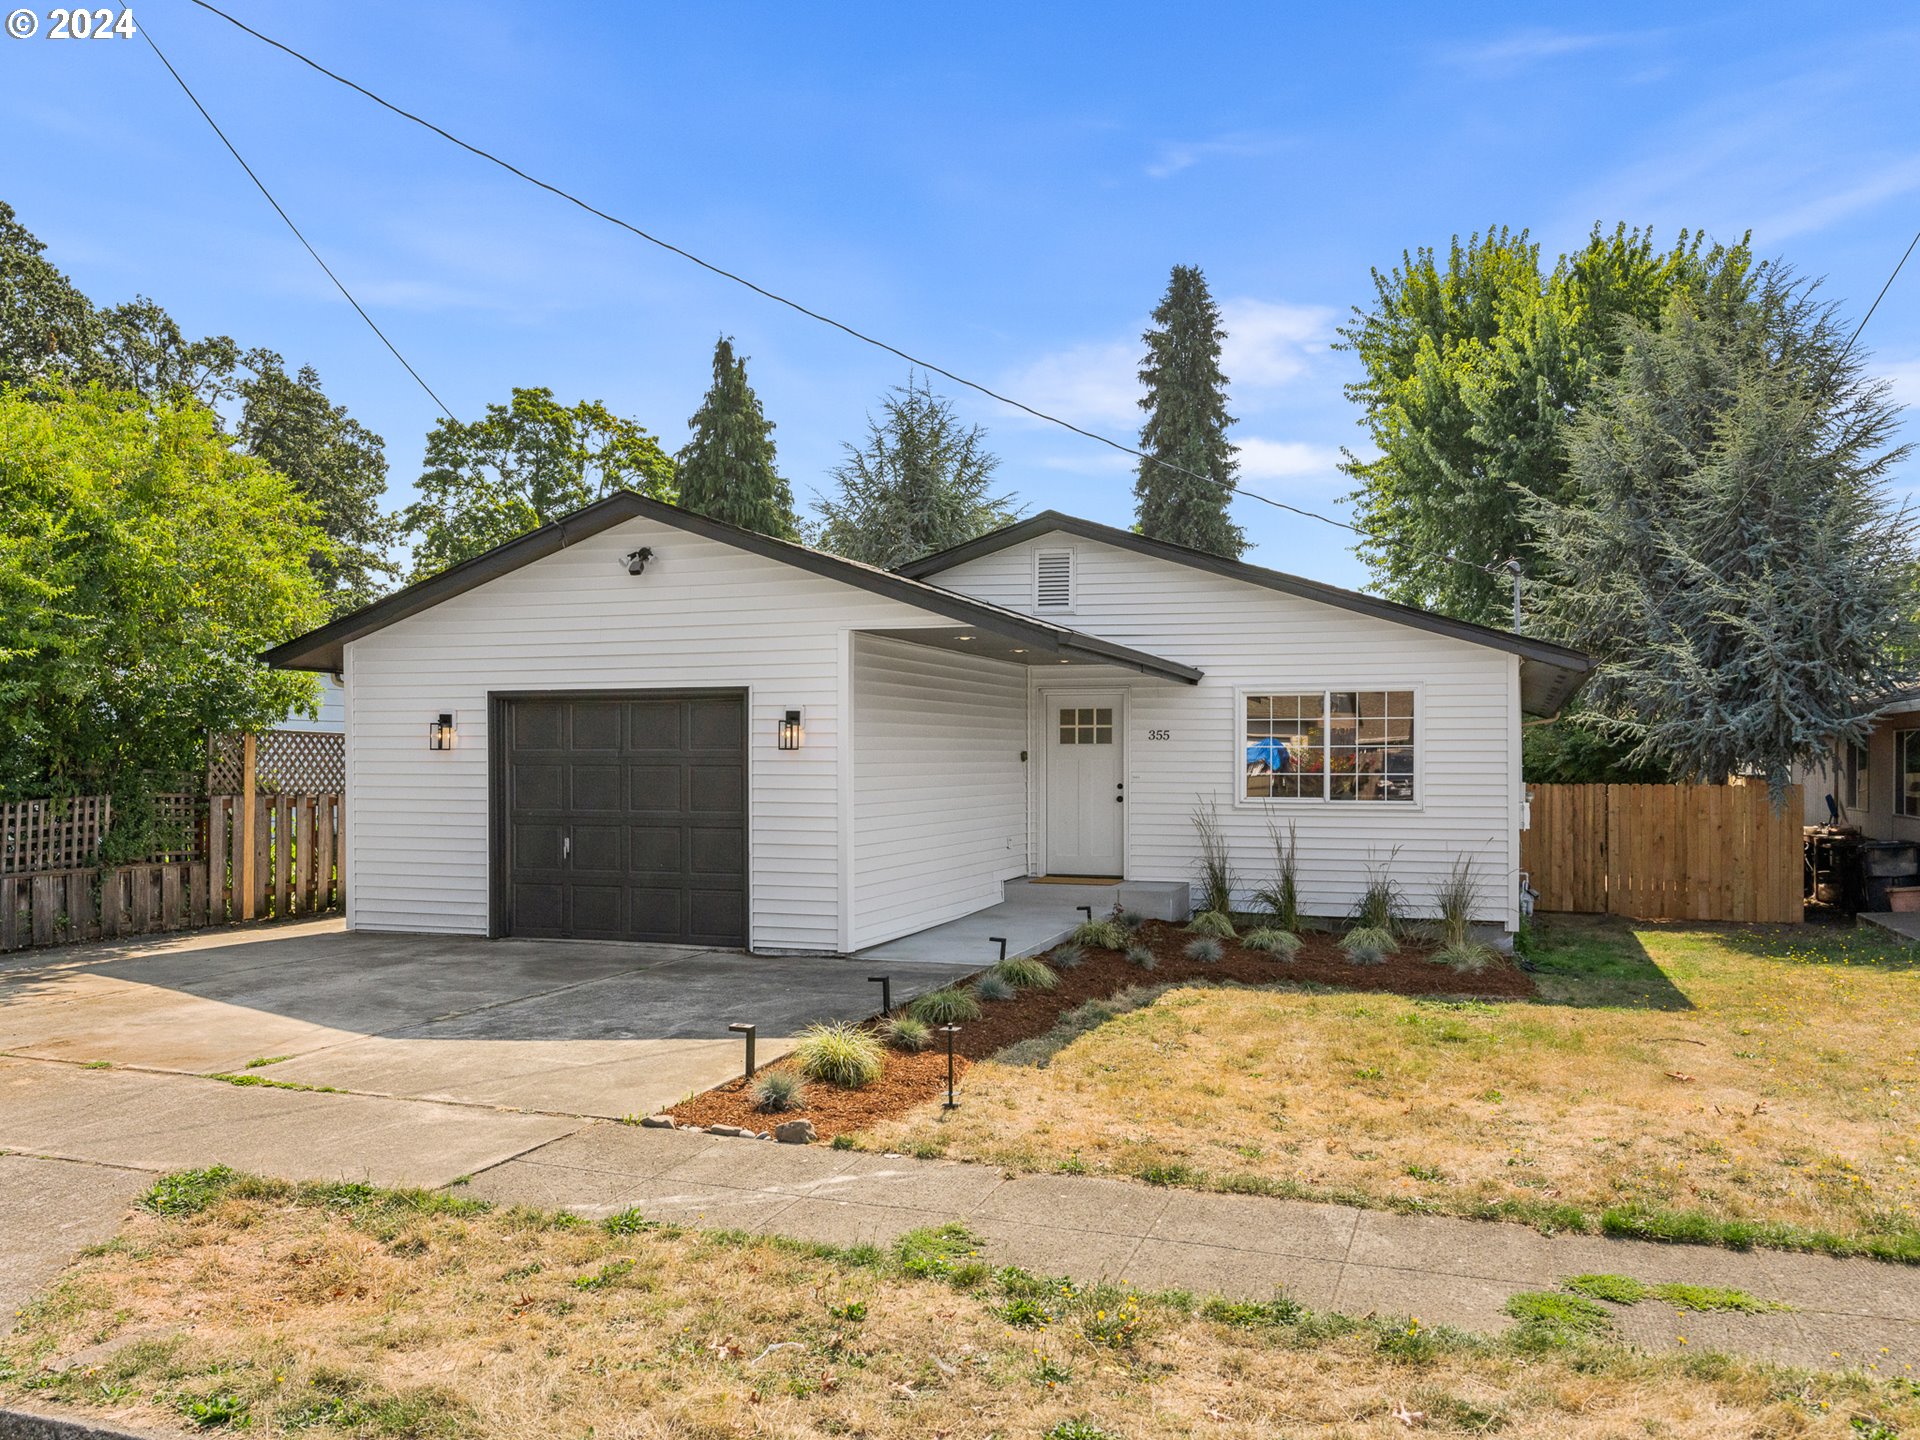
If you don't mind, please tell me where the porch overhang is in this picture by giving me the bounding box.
[858,624,1202,683]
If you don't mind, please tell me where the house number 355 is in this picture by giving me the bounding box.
[1146,728,1171,741]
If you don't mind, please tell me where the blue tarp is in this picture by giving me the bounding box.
[1246,737,1291,771]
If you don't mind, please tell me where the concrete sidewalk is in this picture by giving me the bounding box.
[463,1122,1920,1373]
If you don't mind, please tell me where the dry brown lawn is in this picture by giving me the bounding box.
[867,917,1920,1254]
[1,1173,1914,1439]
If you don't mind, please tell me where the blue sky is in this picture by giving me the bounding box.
[4,3,1917,588]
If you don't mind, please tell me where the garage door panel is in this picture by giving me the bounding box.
[689,888,744,944]
[514,763,566,811]
[689,827,744,879]
[569,884,625,936]
[570,823,625,873]
[504,693,746,946]
[568,763,624,811]
[625,764,684,812]
[514,701,566,750]
[628,826,682,874]
[512,882,565,934]
[627,887,683,939]
[571,702,624,751]
[627,700,683,751]
[513,822,565,871]
[688,698,744,750]
[688,765,745,815]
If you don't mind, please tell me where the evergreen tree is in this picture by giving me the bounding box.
[813,373,1019,568]
[676,337,797,539]
[1134,264,1245,558]
[1527,272,1915,792]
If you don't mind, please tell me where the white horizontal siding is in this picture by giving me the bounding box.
[344,516,977,951]
[939,537,1522,928]
[849,635,1028,949]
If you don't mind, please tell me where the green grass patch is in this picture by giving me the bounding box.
[205,1072,342,1094]
[243,1055,290,1068]
[1502,1290,1614,1348]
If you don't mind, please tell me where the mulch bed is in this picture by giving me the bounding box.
[666,920,1534,1140]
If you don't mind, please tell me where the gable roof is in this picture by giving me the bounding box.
[261,493,1203,684]
[898,511,1593,716]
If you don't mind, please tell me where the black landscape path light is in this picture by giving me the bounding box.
[940,1024,961,1109]
[989,936,1007,962]
[869,974,892,1016]
[1076,905,1093,924]
[728,1022,757,1080]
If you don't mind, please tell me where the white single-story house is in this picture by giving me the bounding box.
[263,495,1591,952]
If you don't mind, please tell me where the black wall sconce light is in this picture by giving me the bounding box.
[429,713,456,750]
[777,709,804,751]
[622,547,654,576]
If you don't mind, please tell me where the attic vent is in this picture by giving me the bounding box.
[1035,549,1074,611]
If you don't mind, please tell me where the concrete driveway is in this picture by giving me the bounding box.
[0,918,975,1135]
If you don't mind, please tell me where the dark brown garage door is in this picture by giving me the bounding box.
[499,692,747,945]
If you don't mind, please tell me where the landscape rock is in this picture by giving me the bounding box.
[774,1120,817,1145]
[639,1114,676,1129]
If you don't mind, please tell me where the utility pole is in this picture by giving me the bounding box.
[1505,558,1523,633]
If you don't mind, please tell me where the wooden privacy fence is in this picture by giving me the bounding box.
[1521,782,1803,923]
[0,793,343,953]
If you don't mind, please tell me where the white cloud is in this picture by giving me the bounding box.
[1880,359,1920,410]
[998,339,1140,427]
[1000,297,1335,432]
[1220,298,1337,390]
[1146,132,1292,180]
[1442,28,1650,76]
[1235,437,1346,484]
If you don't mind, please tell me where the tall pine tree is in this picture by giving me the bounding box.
[677,336,797,539]
[812,372,1019,568]
[1134,264,1245,558]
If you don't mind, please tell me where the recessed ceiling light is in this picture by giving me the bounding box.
[955,635,974,641]
[1011,648,1026,654]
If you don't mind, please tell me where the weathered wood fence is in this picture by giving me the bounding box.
[1521,782,1803,924]
[0,792,343,953]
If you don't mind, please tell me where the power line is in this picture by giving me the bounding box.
[1845,229,1919,358]
[143,24,452,418]
[181,0,1478,566]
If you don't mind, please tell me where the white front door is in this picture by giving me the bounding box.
[1044,693,1124,876]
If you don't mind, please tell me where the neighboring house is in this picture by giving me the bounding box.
[278,674,347,734]
[263,496,1590,953]
[1797,691,1920,838]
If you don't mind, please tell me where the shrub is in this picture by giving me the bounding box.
[994,955,1059,990]
[1244,927,1301,960]
[1183,937,1223,964]
[1125,944,1157,971]
[1050,942,1086,970]
[1351,851,1405,934]
[975,973,1015,1002]
[1340,925,1397,965]
[1253,817,1302,932]
[908,987,981,1025]
[752,1070,806,1112]
[792,1022,885,1088]
[1070,919,1129,950]
[1435,942,1493,974]
[1185,909,1237,939]
[1434,854,1481,949]
[1114,907,1146,931]
[879,1015,933,1051]
[1191,798,1236,914]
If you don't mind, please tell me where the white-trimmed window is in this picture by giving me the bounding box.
[1842,738,1869,811]
[1897,731,1920,818]
[1244,690,1416,803]
[1034,548,1074,612]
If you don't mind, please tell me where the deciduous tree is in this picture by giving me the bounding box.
[400,387,676,579]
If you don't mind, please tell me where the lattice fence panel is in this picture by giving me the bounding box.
[208,730,345,795]
[0,796,109,875]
